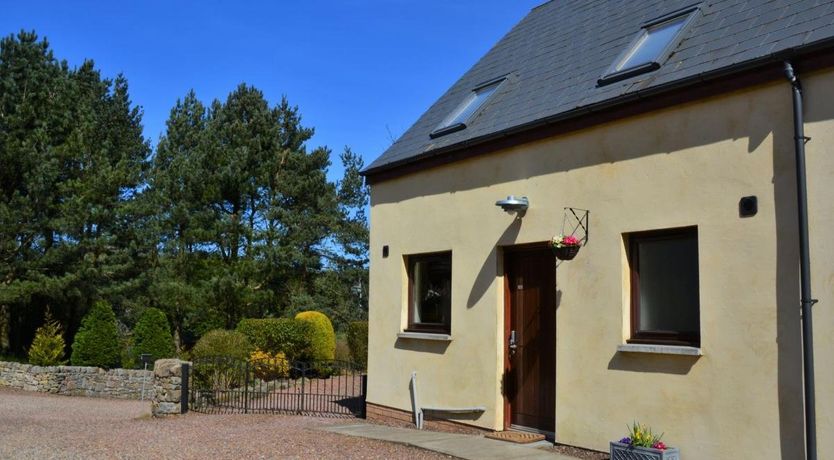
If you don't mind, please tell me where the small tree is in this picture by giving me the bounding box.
[295,311,336,361]
[28,310,67,366]
[132,308,175,364]
[70,301,122,368]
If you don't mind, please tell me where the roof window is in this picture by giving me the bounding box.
[430,77,505,138]
[599,6,700,85]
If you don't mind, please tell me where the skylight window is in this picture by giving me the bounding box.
[599,6,699,85]
[430,78,505,138]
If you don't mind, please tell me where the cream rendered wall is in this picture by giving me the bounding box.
[367,69,834,458]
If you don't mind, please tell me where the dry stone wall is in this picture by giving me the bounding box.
[0,361,154,399]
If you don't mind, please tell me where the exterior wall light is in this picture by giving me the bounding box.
[495,196,529,216]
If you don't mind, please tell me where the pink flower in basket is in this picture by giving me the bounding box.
[551,234,581,248]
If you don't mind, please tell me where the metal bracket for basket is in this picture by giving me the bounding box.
[561,207,589,246]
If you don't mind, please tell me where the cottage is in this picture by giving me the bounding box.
[361,1,834,457]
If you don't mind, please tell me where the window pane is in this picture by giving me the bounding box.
[448,83,499,126]
[616,16,687,71]
[411,255,451,327]
[637,234,699,334]
[438,81,502,130]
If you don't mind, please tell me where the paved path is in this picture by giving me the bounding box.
[322,423,578,460]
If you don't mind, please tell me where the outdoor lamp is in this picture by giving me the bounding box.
[495,196,529,216]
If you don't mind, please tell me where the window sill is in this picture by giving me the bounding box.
[617,343,702,356]
[397,332,452,342]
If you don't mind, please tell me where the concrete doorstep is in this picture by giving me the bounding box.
[321,423,578,460]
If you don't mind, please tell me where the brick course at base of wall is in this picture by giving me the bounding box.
[365,402,492,435]
[0,361,154,399]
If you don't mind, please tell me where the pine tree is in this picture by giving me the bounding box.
[0,31,78,353]
[313,148,370,329]
[148,91,212,349]
[0,31,150,355]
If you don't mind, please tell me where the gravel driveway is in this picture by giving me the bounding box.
[0,388,452,459]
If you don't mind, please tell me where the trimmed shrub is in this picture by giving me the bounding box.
[295,311,335,362]
[236,318,312,361]
[335,335,350,362]
[190,329,253,361]
[347,321,368,370]
[132,307,175,363]
[249,349,290,380]
[70,301,122,368]
[28,311,67,366]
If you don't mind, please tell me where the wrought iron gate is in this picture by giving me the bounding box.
[189,356,366,417]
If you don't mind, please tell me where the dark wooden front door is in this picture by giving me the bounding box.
[504,246,556,433]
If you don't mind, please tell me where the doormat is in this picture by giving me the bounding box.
[484,431,546,444]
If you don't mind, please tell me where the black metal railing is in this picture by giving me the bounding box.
[189,356,366,418]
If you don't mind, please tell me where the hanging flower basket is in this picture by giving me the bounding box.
[553,245,581,260]
[550,235,582,261]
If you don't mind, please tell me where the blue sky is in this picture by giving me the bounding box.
[1,1,542,182]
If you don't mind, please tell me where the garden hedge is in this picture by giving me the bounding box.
[347,321,368,369]
[70,301,122,368]
[235,318,312,361]
[295,311,335,362]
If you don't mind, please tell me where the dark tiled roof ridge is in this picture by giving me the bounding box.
[364,0,834,178]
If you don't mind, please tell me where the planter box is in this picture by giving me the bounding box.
[610,441,680,460]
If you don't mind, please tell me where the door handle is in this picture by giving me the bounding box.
[509,330,518,355]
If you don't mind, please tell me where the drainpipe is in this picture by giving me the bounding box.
[784,61,817,460]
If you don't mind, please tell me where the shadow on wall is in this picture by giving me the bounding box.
[772,87,805,460]
[466,218,522,309]
[606,353,699,375]
[424,409,483,423]
[409,371,484,425]
[395,338,450,355]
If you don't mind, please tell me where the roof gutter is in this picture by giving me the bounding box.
[363,37,834,181]
[784,60,818,460]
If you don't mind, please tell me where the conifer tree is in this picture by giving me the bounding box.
[131,307,175,362]
[70,301,121,368]
[28,310,67,366]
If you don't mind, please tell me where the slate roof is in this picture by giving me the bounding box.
[364,0,834,177]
